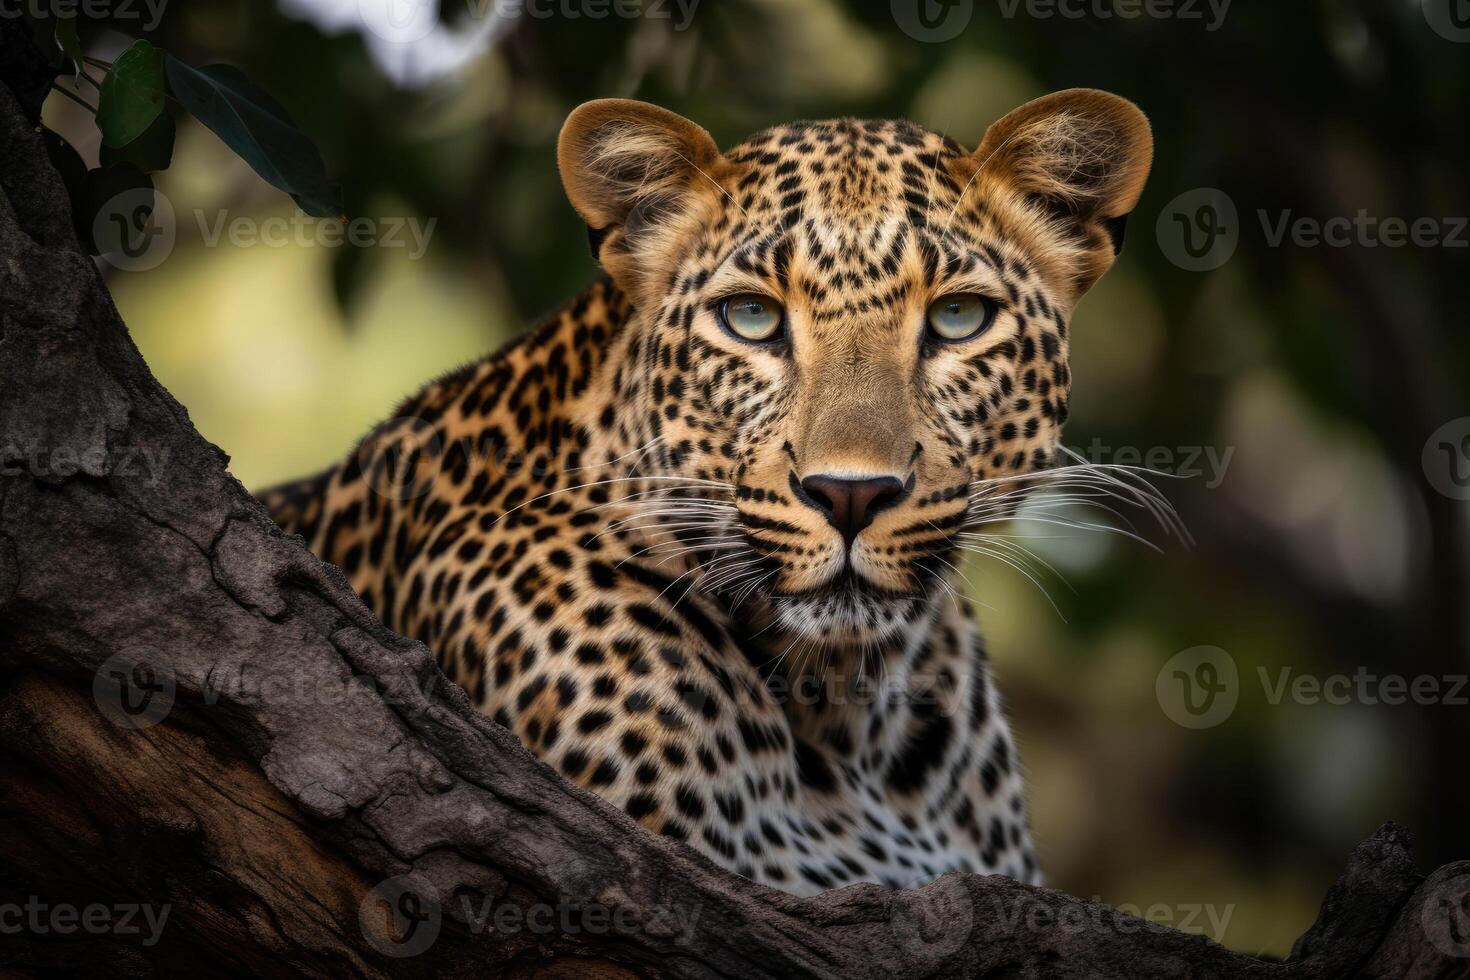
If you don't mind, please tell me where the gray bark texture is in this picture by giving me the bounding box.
[2,25,1468,979]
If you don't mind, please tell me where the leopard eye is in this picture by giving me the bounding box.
[926,293,997,343]
[718,294,785,343]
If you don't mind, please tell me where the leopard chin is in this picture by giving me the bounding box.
[752,574,927,651]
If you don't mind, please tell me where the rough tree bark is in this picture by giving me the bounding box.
[1,30,1468,980]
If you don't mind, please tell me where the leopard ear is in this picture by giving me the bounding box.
[558,99,722,267]
[972,89,1152,290]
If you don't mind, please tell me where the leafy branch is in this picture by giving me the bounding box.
[24,20,344,258]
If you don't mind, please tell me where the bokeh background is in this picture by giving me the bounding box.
[44,0,1469,957]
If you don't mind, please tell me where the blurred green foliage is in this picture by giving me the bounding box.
[43,0,1469,957]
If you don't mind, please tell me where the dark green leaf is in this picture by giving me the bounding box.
[97,40,166,149]
[164,57,342,218]
[100,110,176,173]
[85,163,154,255]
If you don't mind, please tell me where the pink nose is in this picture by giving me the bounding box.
[797,474,909,546]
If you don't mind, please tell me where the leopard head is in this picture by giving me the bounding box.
[558,91,1152,649]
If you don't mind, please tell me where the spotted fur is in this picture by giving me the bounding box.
[259,91,1152,895]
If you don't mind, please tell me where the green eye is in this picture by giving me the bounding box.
[719,294,785,343]
[926,293,997,342]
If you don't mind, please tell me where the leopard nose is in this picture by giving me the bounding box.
[797,474,910,547]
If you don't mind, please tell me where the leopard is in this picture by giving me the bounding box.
[258,89,1153,896]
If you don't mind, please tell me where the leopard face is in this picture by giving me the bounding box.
[560,93,1152,651]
